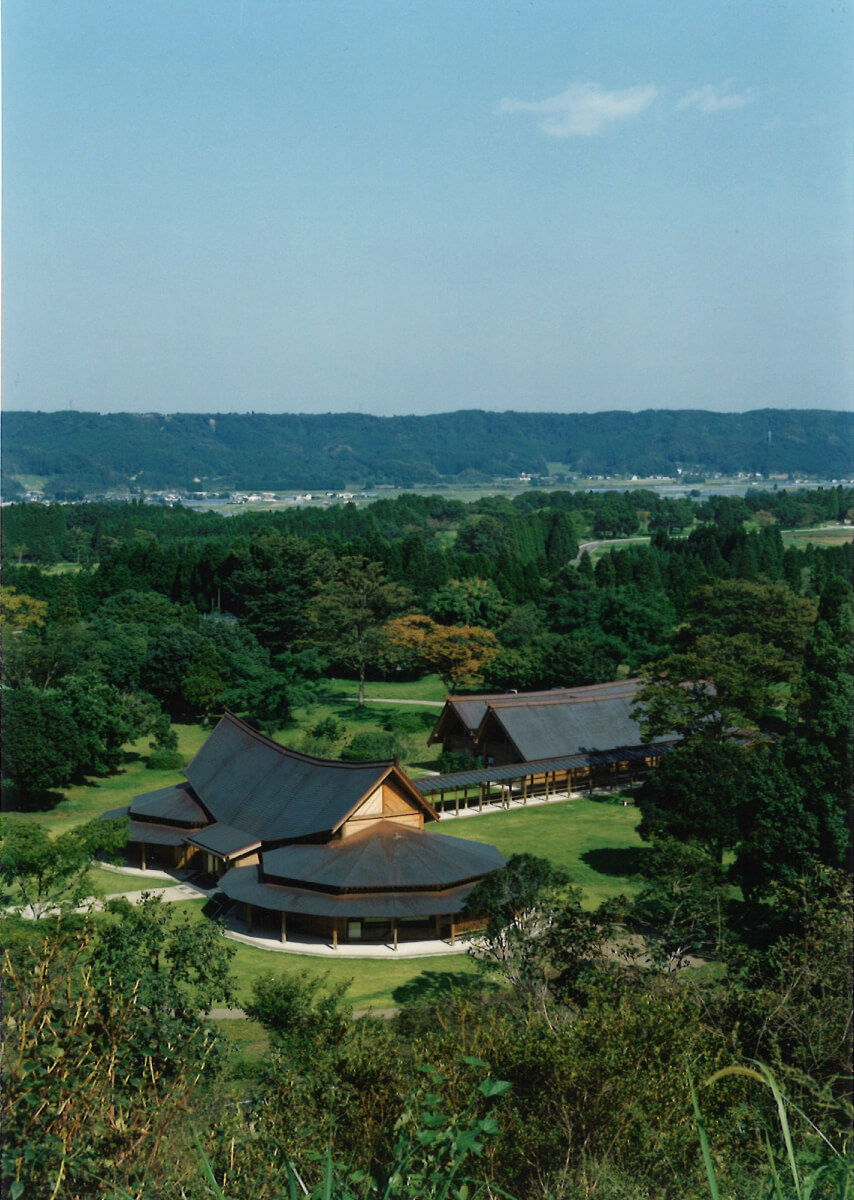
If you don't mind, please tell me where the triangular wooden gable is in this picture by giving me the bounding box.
[332,764,439,834]
[427,700,468,746]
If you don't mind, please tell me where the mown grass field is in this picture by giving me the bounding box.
[434,796,647,908]
[781,526,853,548]
[323,674,447,702]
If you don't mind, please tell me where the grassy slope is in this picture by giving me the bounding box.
[430,796,647,908]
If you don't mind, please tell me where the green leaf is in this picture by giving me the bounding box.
[477,1078,511,1098]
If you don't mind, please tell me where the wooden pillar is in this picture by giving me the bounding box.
[478,784,483,813]
[140,844,147,871]
[280,912,287,943]
[450,921,456,946]
[392,918,398,951]
[545,773,550,800]
[523,776,528,804]
[455,790,459,816]
[332,921,338,950]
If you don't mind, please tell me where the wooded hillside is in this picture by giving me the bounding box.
[3,408,851,495]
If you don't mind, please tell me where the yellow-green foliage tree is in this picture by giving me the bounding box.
[384,614,500,693]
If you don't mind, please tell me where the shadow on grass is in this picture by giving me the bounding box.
[392,968,486,1008]
[581,846,651,879]
[1,785,67,813]
[330,703,388,725]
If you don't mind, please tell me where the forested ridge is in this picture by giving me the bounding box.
[4,407,852,494]
[1,486,852,1198]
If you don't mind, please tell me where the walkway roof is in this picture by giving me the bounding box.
[413,741,676,795]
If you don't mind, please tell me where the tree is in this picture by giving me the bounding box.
[245,971,350,1067]
[182,637,226,720]
[463,854,613,1020]
[0,586,48,631]
[635,740,750,863]
[0,685,82,799]
[383,614,500,693]
[228,532,331,655]
[0,816,128,917]
[428,577,508,628]
[630,838,728,971]
[634,580,818,742]
[310,557,411,705]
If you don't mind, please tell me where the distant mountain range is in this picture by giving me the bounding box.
[2,409,851,497]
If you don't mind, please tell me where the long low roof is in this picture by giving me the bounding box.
[413,741,677,795]
[219,867,482,919]
[129,783,209,827]
[185,822,262,858]
[263,820,505,892]
[432,680,642,742]
[127,819,188,847]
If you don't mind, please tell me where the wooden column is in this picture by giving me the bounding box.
[545,773,550,800]
[523,776,528,804]
[450,921,456,946]
[392,918,398,951]
[455,791,459,816]
[478,785,483,813]
[332,921,338,950]
[140,844,147,871]
[280,912,287,944]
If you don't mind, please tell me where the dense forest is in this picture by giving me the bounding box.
[1,485,852,1198]
[3,407,853,495]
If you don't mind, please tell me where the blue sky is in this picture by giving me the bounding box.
[3,1,852,415]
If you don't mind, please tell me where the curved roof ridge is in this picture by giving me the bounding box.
[217,709,397,771]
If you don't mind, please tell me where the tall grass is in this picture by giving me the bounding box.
[692,1062,853,1200]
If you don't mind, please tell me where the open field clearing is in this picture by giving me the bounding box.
[433,796,646,908]
[781,525,853,548]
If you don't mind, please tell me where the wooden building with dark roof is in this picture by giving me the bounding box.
[106,712,505,948]
[430,680,663,764]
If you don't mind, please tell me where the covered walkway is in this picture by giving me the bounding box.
[413,741,674,817]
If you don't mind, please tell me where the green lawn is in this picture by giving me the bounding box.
[84,866,157,896]
[430,796,648,908]
[276,696,442,774]
[5,723,211,835]
[324,675,447,702]
[113,899,481,1010]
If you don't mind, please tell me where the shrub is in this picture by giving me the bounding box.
[340,730,405,762]
[146,748,185,771]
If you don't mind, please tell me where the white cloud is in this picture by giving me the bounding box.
[498,82,658,137]
[677,83,756,114]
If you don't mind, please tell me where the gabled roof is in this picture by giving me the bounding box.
[476,685,647,762]
[182,711,435,840]
[428,680,641,744]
